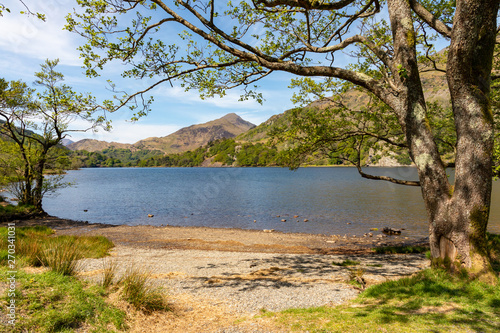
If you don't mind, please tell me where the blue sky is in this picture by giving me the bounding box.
[0,0,300,144]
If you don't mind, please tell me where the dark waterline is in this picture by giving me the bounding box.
[42,167,500,238]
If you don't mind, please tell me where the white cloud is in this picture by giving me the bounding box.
[156,85,263,109]
[0,0,81,66]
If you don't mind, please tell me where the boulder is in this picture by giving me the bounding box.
[382,227,402,235]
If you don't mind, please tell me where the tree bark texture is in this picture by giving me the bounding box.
[388,0,497,280]
[432,0,499,280]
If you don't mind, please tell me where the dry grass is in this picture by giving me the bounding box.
[101,258,118,288]
[120,264,169,313]
[105,291,282,333]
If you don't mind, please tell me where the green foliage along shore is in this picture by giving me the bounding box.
[68,138,282,168]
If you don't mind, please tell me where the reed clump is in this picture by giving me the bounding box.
[120,264,169,312]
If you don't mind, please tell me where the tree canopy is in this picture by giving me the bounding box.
[66,0,499,279]
[0,59,110,212]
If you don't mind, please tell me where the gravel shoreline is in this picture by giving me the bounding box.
[77,245,429,314]
[5,216,431,332]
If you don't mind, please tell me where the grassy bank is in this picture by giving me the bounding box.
[0,225,168,333]
[0,202,38,222]
[267,234,500,333]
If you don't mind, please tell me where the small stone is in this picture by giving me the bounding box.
[148,214,154,218]
[276,215,280,217]
[346,222,351,225]
[293,215,299,218]
[368,233,373,237]
[303,219,309,222]
[281,219,286,222]
[263,229,275,233]
[253,220,257,223]
[83,209,88,212]
[376,234,383,238]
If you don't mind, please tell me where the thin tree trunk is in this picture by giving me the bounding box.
[32,157,46,213]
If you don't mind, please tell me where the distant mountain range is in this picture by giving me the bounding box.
[67,67,450,158]
[67,113,256,153]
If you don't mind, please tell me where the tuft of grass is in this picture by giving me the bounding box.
[71,235,114,258]
[366,263,383,267]
[17,238,44,266]
[38,238,83,276]
[121,264,169,312]
[333,259,360,266]
[374,245,429,254]
[101,258,118,289]
[347,267,366,288]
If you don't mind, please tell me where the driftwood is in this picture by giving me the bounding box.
[382,227,402,235]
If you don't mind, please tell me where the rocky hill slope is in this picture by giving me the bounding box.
[67,113,255,153]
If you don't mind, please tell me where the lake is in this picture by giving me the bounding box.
[42,167,500,238]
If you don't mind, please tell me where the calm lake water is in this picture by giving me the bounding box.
[43,167,500,238]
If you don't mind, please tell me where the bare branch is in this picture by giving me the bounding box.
[355,138,420,186]
[409,0,452,38]
[356,165,421,186]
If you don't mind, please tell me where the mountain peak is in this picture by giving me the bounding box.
[218,113,255,130]
[67,114,256,154]
[220,112,239,120]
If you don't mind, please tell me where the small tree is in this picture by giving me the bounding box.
[0,59,109,212]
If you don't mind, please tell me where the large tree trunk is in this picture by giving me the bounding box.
[389,0,497,281]
[428,0,498,281]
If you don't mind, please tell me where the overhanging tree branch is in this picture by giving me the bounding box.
[254,0,358,10]
[354,137,420,186]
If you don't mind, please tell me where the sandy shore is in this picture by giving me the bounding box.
[4,216,431,332]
